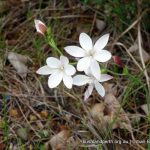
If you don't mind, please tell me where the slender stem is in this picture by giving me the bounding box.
[46,27,63,56]
[50,43,63,55]
[69,62,77,65]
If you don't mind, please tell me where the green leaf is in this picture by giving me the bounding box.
[123,66,129,75]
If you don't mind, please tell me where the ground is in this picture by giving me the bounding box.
[0,0,150,150]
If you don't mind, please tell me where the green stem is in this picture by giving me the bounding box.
[105,69,126,76]
[46,27,63,56]
[50,43,63,55]
[70,62,77,65]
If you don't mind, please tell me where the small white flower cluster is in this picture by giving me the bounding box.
[35,20,113,101]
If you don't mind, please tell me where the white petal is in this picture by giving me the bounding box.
[34,19,47,35]
[99,74,113,82]
[90,60,101,80]
[63,74,73,89]
[48,71,63,88]
[84,67,94,76]
[60,55,69,66]
[77,57,91,71]
[94,50,111,62]
[84,84,94,101]
[36,65,56,75]
[84,68,91,76]
[94,81,105,97]
[46,57,61,68]
[79,33,93,51]
[64,64,76,76]
[64,46,86,57]
[73,75,90,86]
[94,34,109,51]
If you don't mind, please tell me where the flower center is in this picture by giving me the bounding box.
[60,65,64,70]
[87,49,95,57]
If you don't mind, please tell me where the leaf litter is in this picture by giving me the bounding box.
[0,0,150,149]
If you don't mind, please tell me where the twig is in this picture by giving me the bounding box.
[115,42,143,71]
[47,15,92,19]
[111,8,150,50]
[137,24,150,95]
[15,99,40,138]
[89,13,97,36]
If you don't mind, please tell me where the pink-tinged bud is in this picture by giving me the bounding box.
[112,55,124,67]
[34,19,47,35]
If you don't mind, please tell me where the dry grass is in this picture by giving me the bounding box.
[0,0,150,149]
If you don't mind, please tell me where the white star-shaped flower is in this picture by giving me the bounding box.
[73,69,113,101]
[64,33,112,80]
[36,56,76,89]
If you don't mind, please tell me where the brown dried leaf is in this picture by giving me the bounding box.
[141,104,149,115]
[90,103,105,119]
[29,114,37,121]
[8,52,29,77]
[128,42,150,62]
[67,136,80,149]
[40,110,49,119]
[141,50,150,62]
[105,94,120,111]
[90,94,132,132]
[96,19,106,32]
[104,94,132,132]
[90,103,112,130]
[128,42,138,52]
[49,130,71,150]
[9,108,21,118]
[103,83,117,96]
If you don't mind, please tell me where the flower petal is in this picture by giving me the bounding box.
[64,46,86,57]
[48,71,63,88]
[99,74,113,82]
[94,81,105,97]
[94,34,109,51]
[46,57,61,68]
[64,64,76,76]
[36,65,56,75]
[34,19,47,35]
[84,67,94,76]
[73,75,90,86]
[60,55,69,66]
[77,57,91,71]
[94,50,111,62]
[79,33,93,51]
[84,68,91,76]
[84,84,94,101]
[63,74,73,89]
[90,60,101,80]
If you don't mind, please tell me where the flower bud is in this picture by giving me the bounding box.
[34,19,47,35]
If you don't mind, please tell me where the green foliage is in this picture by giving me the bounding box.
[122,73,149,110]
[46,27,63,55]
[82,0,137,31]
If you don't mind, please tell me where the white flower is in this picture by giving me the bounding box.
[73,69,113,101]
[64,33,112,80]
[34,19,47,35]
[36,56,76,89]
